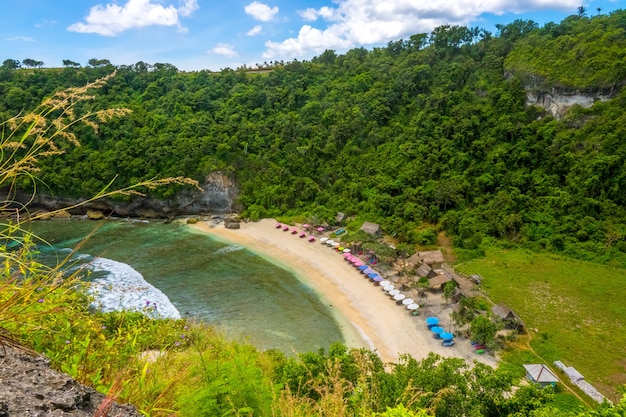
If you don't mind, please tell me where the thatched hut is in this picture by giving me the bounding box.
[359,222,382,236]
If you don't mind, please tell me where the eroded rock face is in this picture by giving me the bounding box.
[526,89,612,120]
[0,344,141,417]
[7,171,240,219]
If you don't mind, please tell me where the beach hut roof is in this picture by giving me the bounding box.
[523,364,559,383]
[416,263,434,278]
[335,212,346,223]
[360,221,382,235]
[417,250,444,265]
[491,303,523,321]
[428,274,452,288]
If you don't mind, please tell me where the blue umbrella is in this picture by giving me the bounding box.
[357,265,368,271]
[367,272,379,279]
[440,332,454,341]
[431,326,444,334]
[372,276,384,282]
[425,317,439,326]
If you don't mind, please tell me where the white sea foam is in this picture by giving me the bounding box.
[213,245,244,255]
[86,257,181,319]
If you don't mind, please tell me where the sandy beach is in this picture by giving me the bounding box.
[190,218,497,367]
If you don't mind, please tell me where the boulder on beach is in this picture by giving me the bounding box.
[86,209,105,220]
[224,220,240,229]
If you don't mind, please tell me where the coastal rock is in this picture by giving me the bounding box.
[7,171,240,219]
[52,209,72,219]
[86,209,105,220]
[224,220,240,229]
[0,344,141,417]
[186,217,198,224]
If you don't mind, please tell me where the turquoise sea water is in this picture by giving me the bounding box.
[30,219,345,354]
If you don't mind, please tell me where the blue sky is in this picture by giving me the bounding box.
[1,0,623,71]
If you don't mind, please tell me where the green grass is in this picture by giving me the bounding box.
[456,246,626,403]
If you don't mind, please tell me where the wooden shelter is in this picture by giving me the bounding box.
[491,303,525,332]
[428,274,452,290]
[417,250,444,267]
[416,263,437,279]
[335,212,346,224]
[523,364,559,387]
[360,222,382,236]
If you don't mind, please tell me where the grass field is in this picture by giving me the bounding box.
[455,246,626,403]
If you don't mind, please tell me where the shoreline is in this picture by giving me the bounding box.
[189,218,497,366]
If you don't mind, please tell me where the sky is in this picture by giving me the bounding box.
[1,0,624,72]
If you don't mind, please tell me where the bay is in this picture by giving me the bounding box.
[29,219,345,354]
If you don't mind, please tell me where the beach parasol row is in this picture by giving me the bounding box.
[275,224,316,242]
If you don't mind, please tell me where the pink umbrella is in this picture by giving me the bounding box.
[308,236,315,242]
[317,227,324,232]
[275,223,282,229]
[342,252,351,258]
[303,223,310,228]
[291,229,298,234]
[299,232,306,238]
[283,226,289,231]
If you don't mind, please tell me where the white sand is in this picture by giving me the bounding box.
[190,218,497,367]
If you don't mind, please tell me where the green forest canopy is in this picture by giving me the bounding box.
[2,10,626,265]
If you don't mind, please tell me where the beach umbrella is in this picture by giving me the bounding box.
[275,223,282,229]
[440,332,454,341]
[431,326,444,335]
[402,298,415,305]
[380,280,391,286]
[357,265,368,271]
[367,272,379,279]
[303,224,310,228]
[362,268,374,274]
[343,248,351,253]
[406,303,419,310]
[308,236,315,242]
[388,289,400,297]
[332,242,340,248]
[291,228,298,234]
[342,252,351,258]
[425,317,439,326]
[317,227,325,232]
[283,226,289,231]
[326,240,335,246]
[393,293,406,301]
[320,237,328,243]
[372,276,384,283]
[299,232,306,238]
[382,285,394,293]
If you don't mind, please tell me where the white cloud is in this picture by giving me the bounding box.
[178,0,199,17]
[247,25,263,36]
[265,0,578,60]
[298,6,338,22]
[209,43,239,57]
[68,0,198,36]
[7,36,35,42]
[244,1,279,22]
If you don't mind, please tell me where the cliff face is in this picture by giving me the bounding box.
[0,344,141,417]
[12,171,240,219]
[526,88,612,120]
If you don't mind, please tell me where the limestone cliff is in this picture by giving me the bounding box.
[8,171,240,219]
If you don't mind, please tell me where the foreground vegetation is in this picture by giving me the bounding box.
[2,9,626,417]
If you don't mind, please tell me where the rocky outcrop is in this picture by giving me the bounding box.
[6,171,240,220]
[0,343,141,416]
[518,74,615,120]
[526,88,612,120]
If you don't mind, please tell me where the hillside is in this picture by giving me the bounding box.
[1,11,626,264]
